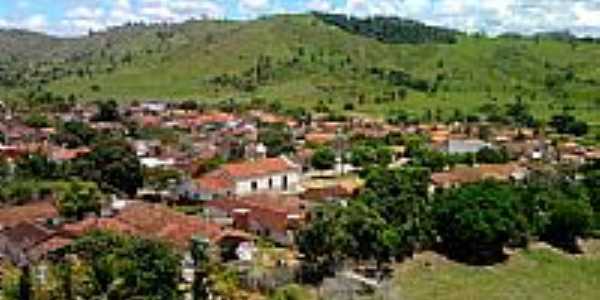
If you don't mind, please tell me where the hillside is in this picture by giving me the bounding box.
[2,13,600,122]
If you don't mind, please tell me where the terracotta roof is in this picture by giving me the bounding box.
[1,222,54,250]
[431,163,525,187]
[115,202,250,249]
[196,173,234,191]
[29,236,72,260]
[50,147,90,161]
[219,157,298,179]
[0,201,58,229]
[305,133,336,145]
[61,217,138,237]
[206,194,307,233]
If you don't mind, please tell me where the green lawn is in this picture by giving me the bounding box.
[383,242,600,300]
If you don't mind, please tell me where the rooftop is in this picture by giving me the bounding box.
[218,156,299,179]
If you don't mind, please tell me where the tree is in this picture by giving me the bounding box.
[434,181,527,264]
[506,97,536,128]
[191,237,211,300]
[55,181,103,220]
[258,124,294,157]
[349,143,392,169]
[549,113,589,136]
[360,167,434,257]
[92,99,120,122]
[53,231,180,300]
[311,147,336,170]
[23,113,50,128]
[476,146,510,164]
[297,205,346,283]
[0,157,11,183]
[583,169,600,226]
[543,196,593,252]
[73,138,142,196]
[53,121,97,148]
[15,153,65,180]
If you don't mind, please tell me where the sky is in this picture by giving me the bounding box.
[2,0,600,37]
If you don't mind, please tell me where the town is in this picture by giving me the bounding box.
[1,96,599,299]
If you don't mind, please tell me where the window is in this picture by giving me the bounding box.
[268,178,273,190]
[251,181,258,191]
[282,175,288,190]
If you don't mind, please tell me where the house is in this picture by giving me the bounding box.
[48,146,90,162]
[301,177,363,202]
[62,202,252,258]
[179,156,302,201]
[430,163,527,192]
[0,222,70,267]
[140,101,168,114]
[0,201,59,230]
[205,194,308,246]
[445,139,491,154]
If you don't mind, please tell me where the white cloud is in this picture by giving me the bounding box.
[65,6,104,20]
[0,18,10,28]
[22,14,47,32]
[5,0,600,37]
[240,0,270,11]
[307,0,333,12]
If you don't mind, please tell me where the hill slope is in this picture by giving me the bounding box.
[2,14,600,122]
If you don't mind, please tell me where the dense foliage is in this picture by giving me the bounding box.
[310,147,336,170]
[51,231,181,300]
[314,13,458,44]
[52,121,98,148]
[72,138,143,196]
[549,113,589,136]
[434,181,527,264]
[258,124,295,157]
[55,181,103,220]
[349,141,392,169]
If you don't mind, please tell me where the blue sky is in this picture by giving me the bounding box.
[2,0,600,37]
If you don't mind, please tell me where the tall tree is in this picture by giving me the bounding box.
[73,138,142,196]
[434,181,527,264]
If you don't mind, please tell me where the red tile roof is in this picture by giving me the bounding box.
[115,202,250,250]
[0,201,58,229]
[196,174,234,191]
[29,236,73,260]
[61,217,137,237]
[206,194,307,233]
[431,163,525,187]
[219,157,298,179]
[50,147,90,161]
[305,133,336,145]
[61,202,252,250]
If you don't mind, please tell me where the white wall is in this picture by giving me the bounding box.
[234,171,300,196]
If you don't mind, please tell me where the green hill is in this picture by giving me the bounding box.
[2,13,600,122]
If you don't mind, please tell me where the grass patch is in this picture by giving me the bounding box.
[385,242,600,300]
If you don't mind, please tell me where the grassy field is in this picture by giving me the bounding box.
[4,14,600,123]
[375,242,600,300]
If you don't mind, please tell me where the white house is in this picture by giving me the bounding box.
[178,156,302,201]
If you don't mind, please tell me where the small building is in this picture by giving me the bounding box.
[430,163,528,192]
[62,202,252,260]
[0,201,59,230]
[0,222,70,267]
[445,139,491,155]
[205,194,308,246]
[179,156,302,201]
